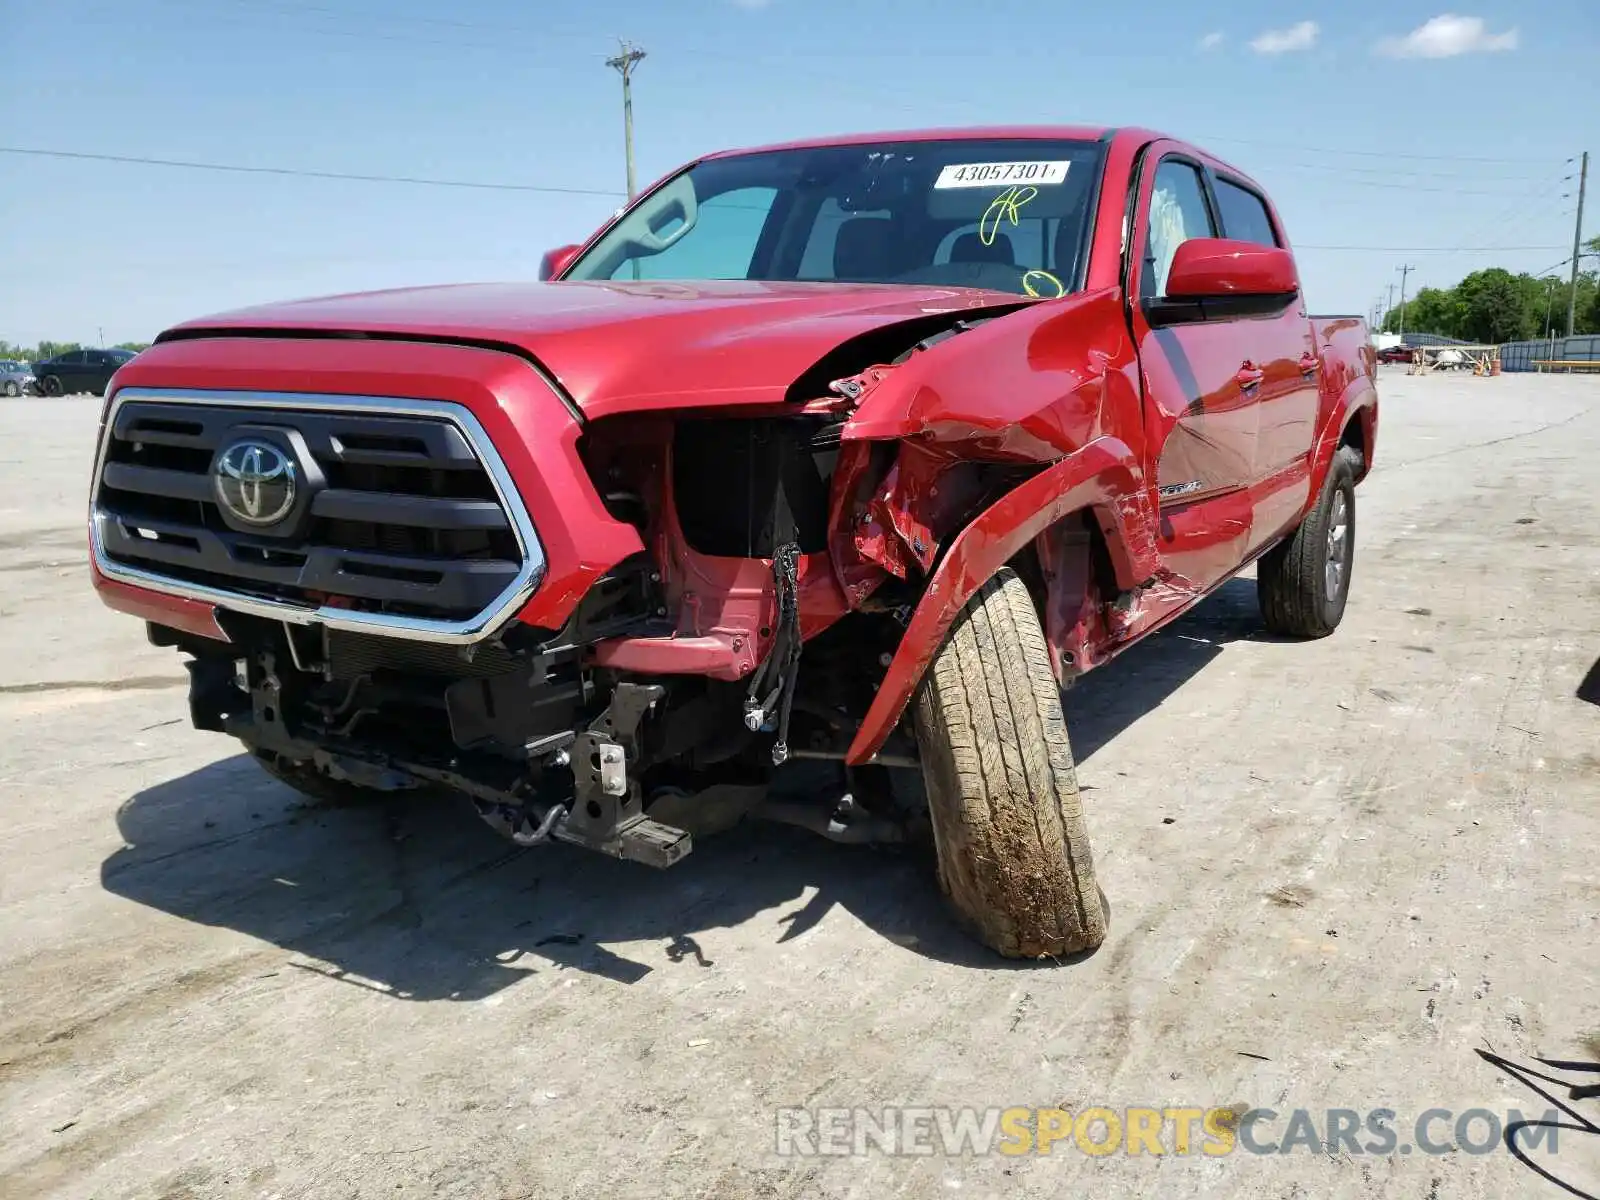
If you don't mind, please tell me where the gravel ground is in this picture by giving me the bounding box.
[1,372,1598,1199]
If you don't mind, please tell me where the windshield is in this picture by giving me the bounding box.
[564,138,1105,299]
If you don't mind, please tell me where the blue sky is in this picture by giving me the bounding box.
[4,0,1595,345]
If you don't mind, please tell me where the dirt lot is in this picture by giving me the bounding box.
[2,373,1598,1199]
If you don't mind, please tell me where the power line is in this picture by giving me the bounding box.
[220,0,604,41]
[1453,171,1573,250]
[3,147,1576,253]
[1196,133,1559,166]
[0,146,623,196]
[34,2,1579,182]
[1261,177,1559,197]
[153,0,604,56]
[1296,244,1568,252]
[114,5,1578,177]
[1263,159,1556,183]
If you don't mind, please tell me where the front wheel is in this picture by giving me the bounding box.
[40,375,63,397]
[3,381,18,397]
[912,568,1107,960]
[1257,448,1358,637]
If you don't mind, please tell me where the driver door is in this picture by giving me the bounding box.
[1126,149,1258,591]
[62,351,91,393]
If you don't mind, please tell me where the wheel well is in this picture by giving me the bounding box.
[1339,416,1369,480]
[1007,509,1119,679]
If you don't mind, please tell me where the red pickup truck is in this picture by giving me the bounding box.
[90,126,1377,959]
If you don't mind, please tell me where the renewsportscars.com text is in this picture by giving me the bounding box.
[773,1105,1563,1158]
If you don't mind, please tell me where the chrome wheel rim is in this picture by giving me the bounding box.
[1325,490,1350,598]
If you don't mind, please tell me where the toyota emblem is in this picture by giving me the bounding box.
[214,439,297,525]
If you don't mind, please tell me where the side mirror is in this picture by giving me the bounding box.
[1164,238,1298,299]
[1144,239,1299,327]
[538,243,583,281]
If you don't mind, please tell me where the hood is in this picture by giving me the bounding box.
[165,280,1027,418]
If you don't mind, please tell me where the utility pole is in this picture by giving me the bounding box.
[606,41,647,200]
[1397,264,1414,339]
[1386,283,1396,331]
[1567,150,1588,338]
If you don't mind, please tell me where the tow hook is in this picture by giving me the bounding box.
[476,683,692,868]
[474,798,569,846]
[512,802,567,846]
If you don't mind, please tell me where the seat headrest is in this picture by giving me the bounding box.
[951,231,1015,266]
[833,217,896,280]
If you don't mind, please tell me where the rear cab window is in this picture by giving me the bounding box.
[1212,177,1279,247]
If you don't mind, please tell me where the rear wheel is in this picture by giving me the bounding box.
[912,568,1106,959]
[1257,448,1358,637]
[249,748,393,808]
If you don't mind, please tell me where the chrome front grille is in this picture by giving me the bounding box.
[90,388,546,644]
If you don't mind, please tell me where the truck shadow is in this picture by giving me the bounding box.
[100,578,1268,1000]
[1065,575,1271,761]
[1578,655,1600,707]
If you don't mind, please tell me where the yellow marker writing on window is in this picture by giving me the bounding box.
[979,186,1038,246]
[1021,270,1065,299]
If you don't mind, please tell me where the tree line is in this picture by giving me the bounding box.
[0,340,152,363]
[1381,237,1600,344]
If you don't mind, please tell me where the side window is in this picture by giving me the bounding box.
[622,186,778,281]
[65,351,88,366]
[1213,178,1278,247]
[1142,160,1216,300]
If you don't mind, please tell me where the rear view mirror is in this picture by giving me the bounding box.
[539,243,583,281]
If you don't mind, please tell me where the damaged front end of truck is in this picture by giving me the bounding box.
[90,280,1151,873]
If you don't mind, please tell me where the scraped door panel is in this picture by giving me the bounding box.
[1129,153,1257,590]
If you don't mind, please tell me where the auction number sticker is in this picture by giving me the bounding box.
[934,160,1071,189]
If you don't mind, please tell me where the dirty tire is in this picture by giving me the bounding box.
[249,748,390,808]
[912,567,1106,959]
[1257,447,1358,638]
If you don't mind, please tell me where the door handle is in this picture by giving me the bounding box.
[1235,363,1265,391]
[1299,352,1321,377]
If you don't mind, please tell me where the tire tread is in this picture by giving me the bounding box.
[914,568,1105,958]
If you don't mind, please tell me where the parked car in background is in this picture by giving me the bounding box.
[0,360,37,396]
[1376,344,1414,364]
[32,348,137,396]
